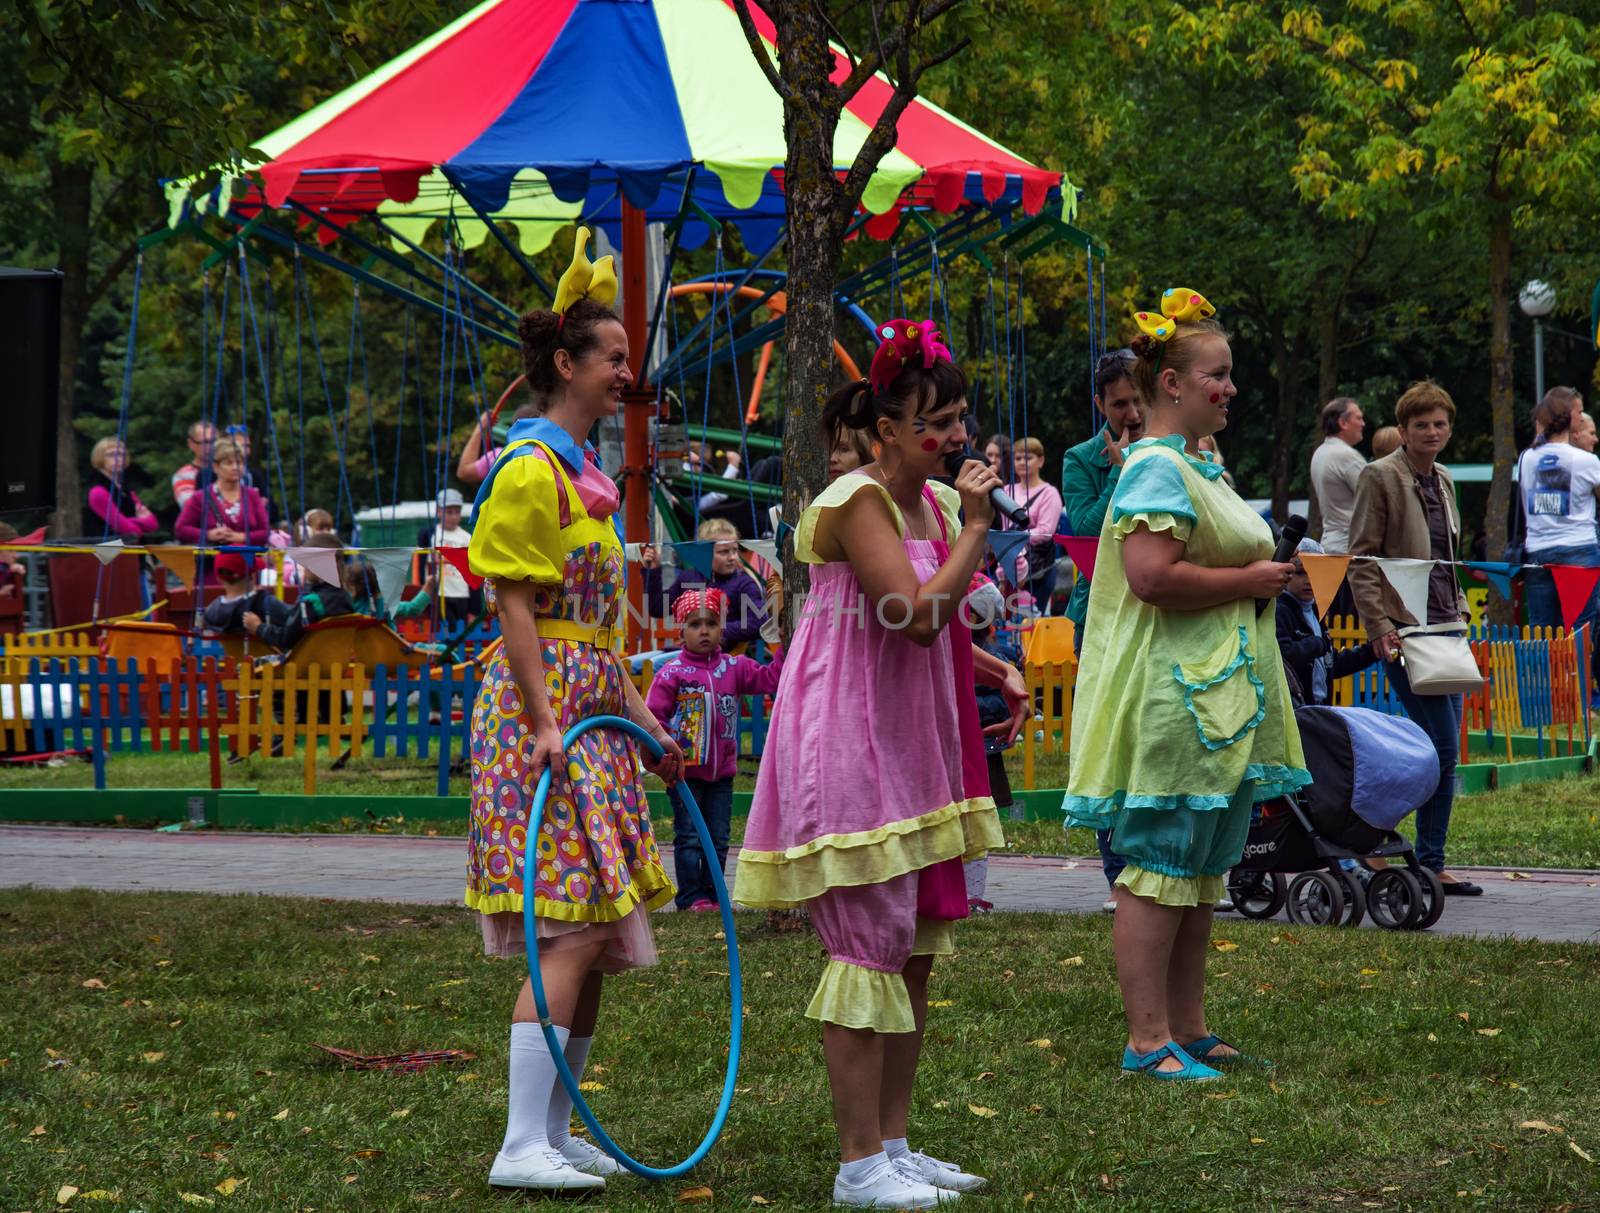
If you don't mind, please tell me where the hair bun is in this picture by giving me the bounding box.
[1129,334,1162,362]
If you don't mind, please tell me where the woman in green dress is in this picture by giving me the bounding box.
[1064,290,1308,1081]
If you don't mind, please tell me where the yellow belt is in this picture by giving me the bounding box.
[535,617,624,654]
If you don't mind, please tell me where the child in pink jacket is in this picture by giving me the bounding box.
[645,588,785,911]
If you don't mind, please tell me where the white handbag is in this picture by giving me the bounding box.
[1397,623,1483,695]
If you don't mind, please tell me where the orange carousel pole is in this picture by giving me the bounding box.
[620,201,652,643]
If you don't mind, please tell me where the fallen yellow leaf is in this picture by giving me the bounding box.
[214,1177,244,1196]
[351,1149,383,1160]
[750,1198,771,1207]
[578,1081,606,1091]
[1520,1120,1563,1134]
[30,1124,46,1136]
[1023,1194,1035,1205]
[933,1100,950,1108]
[1571,1141,1595,1164]
[431,978,467,988]
[1212,940,1239,953]
[1426,1033,1438,1042]
[81,978,107,990]
[928,999,955,1007]
[1457,1012,1470,1021]
[1059,956,1084,967]
[77,1192,118,1201]
[1506,871,1528,880]
[1360,968,1379,976]
[968,1105,998,1118]
[56,1184,79,1205]
[341,1175,357,1184]
[1028,1038,1052,1049]
[1250,1137,1266,1145]
[142,1051,165,1063]
[677,1185,714,1202]
[178,1194,214,1206]
[271,1108,289,1121]
[390,1108,411,1119]
[1476,1028,1502,1037]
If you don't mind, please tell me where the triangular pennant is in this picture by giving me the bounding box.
[673,540,719,580]
[986,530,1030,567]
[1549,564,1600,631]
[741,539,781,575]
[1058,535,1099,585]
[438,544,484,590]
[13,526,47,545]
[1376,557,1434,626]
[1465,560,1517,601]
[1298,553,1352,620]
[149,546,197,589]
[365,548,415,612]
[92,539,125,565]
[288,545,344,589]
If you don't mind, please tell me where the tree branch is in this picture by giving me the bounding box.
[731,0,791,100]
[837,0,969,103]
[813,0,859,79]
[85,242,140,311]
[1451,0,1480,47]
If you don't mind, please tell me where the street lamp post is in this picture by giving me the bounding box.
[1520,279,1556,404]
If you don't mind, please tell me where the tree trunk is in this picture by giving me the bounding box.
[1485,195,1516,625]
[51,159,93,539]
[771,4,849,635]
[1269,320,1305,524]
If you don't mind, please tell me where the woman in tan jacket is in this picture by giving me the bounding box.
[1346,381,1482,897]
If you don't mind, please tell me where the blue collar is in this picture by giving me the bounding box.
[506,416,595,472]
[1132,433,1227,481]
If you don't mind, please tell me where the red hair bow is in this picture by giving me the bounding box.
[868,319,952,396]
[673,587,728,625]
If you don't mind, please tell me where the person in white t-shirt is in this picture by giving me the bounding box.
[434,488,473,627]
[1309,397,1367,553]
[1518,394,1600,647]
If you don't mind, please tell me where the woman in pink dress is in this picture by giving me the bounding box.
[734,320,1024,1210]
[86,437,159,539]
[174,439,270,582]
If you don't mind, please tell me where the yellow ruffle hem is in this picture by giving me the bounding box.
[805,960,917,1034]
[732,797,1003,910]
[912,918,956,958]
[463,862,676,923]
[1114,864,1226,908]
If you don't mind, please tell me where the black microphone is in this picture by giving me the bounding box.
[942,448,1031,527]
[1257,513,1308,615]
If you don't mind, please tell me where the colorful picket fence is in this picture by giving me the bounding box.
[1018,617,1593,789]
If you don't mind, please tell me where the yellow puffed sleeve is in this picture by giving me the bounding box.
[468,452,566,585]
[928,480,964,543]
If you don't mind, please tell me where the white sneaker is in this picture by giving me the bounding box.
[558,1134,621,1176]
[488,1146,607,1191]
[833,1156,959,1208]
[1101,898,1118,913]
[901,1151,986,1192]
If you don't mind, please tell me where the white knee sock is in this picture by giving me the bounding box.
[500,1022,569,1160]
[883,1136,911,1161]
[547,1034,593,1149]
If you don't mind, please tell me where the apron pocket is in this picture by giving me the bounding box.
[1173,625,1266,750]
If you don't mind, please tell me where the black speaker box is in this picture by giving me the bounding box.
[0,268,63,514]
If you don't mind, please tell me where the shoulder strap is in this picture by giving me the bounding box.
[921,484,950,542]
[467,437,581,531]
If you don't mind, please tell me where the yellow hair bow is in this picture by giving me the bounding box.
[552,226,618,315]
[1133,288,1215,341]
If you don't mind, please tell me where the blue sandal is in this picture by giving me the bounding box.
[1120,1041,1223,1082]
[1182,1034,1273,1069]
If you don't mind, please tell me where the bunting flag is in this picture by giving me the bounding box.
[1376,557,1433,626]
[1550,564,1600,631]
[365,548,416,612]
[438,545,484,590]
[673,540,719,580]
[288,544,344,589]
[1057,535,1099,585]
[741,539,781,575]
[12,527,47,545]
[91,539,125,565]
[1465,560,1517,601]
[1298,553,1352,620]
[149,546,197,589]
[985,530,1030,568]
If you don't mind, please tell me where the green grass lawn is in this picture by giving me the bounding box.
[3,890,1598,1211]
[3,747,1598,870]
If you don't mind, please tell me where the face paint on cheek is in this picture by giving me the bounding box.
[911,416,928,434]
[921,438,940,452]
[1210,393,1221,404]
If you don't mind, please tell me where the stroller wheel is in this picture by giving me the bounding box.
[1366,868,1423,930]
[1285,870,1345,927]
[1227,870,1286,919]
[1408,867,1445,931]
[1334,869,1366,928]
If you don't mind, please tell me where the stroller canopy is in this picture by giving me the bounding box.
[1295,706,1440,834]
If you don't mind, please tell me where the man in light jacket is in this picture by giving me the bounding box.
[1309,397,1367,553]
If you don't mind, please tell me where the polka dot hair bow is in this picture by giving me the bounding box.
[673,587,728,624]
[1133,288,1216,342]
[868,318,953,396]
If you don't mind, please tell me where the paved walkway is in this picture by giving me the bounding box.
[1,825,1596,943]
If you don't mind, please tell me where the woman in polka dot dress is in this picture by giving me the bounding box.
[465,239,683,1193]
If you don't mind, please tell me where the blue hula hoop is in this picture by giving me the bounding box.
[523,714,742,1179]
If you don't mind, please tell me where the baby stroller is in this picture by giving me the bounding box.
[1227,705,1446,931]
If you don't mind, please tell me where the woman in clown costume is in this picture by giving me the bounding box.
[735,320,1025,1209]
[466,230,683,1193]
